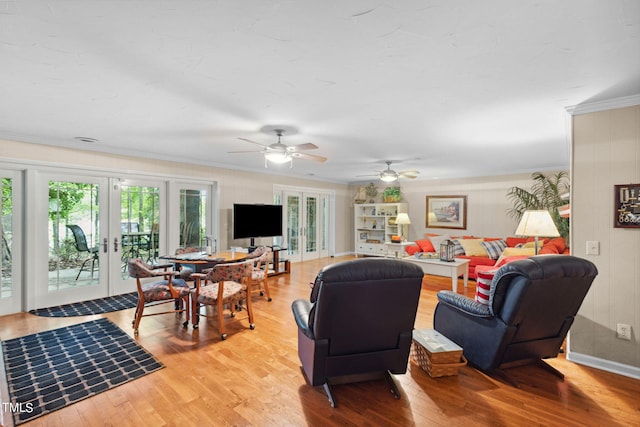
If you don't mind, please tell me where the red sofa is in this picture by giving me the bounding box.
[405,235,569,279]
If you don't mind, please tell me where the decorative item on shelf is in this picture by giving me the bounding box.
[395,212,411,241]
[391,235,402,243]
[383,186,402,203]
[354,186,367,204]
[514,210,560,255]
[365,182,378,203]
[440,239,456,262]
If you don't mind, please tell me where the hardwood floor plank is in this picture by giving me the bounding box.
[1,255,639,426]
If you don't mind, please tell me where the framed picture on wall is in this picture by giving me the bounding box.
[426,195,467,229]
[614,184,640,228]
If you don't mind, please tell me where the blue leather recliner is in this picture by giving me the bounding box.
[291,258,424,407]
[434,255,598,386]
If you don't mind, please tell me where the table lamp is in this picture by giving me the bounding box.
[514,210,560,255]
[395,213,411,241]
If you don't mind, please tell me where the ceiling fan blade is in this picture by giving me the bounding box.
[291,152,327,163]
[238,137,268,148]
[228,149,264,154]
[287,142,318,152]
[399,170,420,179]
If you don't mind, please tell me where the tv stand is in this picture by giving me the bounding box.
[268,246,290,277]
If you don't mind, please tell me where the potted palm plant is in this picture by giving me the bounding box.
[506,172,570,241]
[383,186,402,203]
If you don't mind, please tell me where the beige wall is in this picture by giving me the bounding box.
[350,173,547,242]
[0,139,353,255]
[570,103,640,373]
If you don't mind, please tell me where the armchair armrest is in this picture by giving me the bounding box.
[291,299,314,339]
[436,290,492,318]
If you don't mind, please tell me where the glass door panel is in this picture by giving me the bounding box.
[0,172,22,315]
[285,193,301,262]
[304,195,318,257]
[40,176,109,307]
[168,182,213,256]
[179,189,207,249]
[120,184,160,270]
[111,179,165,295]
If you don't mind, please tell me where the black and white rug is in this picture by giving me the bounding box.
[29,292,138,317]
[1,318,163,425]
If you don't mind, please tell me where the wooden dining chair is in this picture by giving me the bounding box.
[190,260,254,340]
[128,258,191,335]
[246,246,272,301]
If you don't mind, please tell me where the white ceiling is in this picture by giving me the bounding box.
[1,1,639,184]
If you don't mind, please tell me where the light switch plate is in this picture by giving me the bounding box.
[586,241,599,255]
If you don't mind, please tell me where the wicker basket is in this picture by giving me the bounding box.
[411,339,467,377]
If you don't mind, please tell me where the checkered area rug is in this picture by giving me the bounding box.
[29,292,138,317]
[1,318,164,425]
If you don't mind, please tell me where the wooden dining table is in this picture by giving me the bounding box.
[158,251,248,273]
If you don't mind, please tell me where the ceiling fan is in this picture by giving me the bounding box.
[230,129,327,167]
[360,161,420,182]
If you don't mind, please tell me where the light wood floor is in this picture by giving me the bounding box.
[1,255,639,426]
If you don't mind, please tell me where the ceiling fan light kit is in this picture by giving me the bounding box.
[380,171,398,182]
[233,128,327,168]
[264,150,292,164]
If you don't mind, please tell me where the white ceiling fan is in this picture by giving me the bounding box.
[230,129,327,167]
[360,161,420,182]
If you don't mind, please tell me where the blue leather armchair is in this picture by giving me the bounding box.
[433,255,597,386]
[291,258,424,407]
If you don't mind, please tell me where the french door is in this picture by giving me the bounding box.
[39,173,110,307]
[172,182,213,252]
[110,178,165,295]
[0,170,22,316]
[281,190,330,263]
[33,172,215,309]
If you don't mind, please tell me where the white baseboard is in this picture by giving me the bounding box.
[567,351,640,380]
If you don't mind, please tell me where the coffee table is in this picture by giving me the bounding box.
[385,241,415,258]
[402,256,470,292]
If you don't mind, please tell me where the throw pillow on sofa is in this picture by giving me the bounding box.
[451,239,466,256]
[495,247,535,266]
[428,234,451,251]
[480,239,507,259]
[458,239,487,257]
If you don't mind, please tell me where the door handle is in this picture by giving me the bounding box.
[114,237,119,252]
[103,238,108,253]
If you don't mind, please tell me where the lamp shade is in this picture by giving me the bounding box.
[395,213,411,225]
[514,210,560,237]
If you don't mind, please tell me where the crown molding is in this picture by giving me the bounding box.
[566,94,640,115]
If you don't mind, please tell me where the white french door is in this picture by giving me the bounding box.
[37,173,110,308]
[0,169,22,316]
[281,190,331,263]
[170,182,214,252]
[110,178,166,296]
[22,166,216,311]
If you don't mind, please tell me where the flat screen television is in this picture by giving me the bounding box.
[233,203,283,246]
